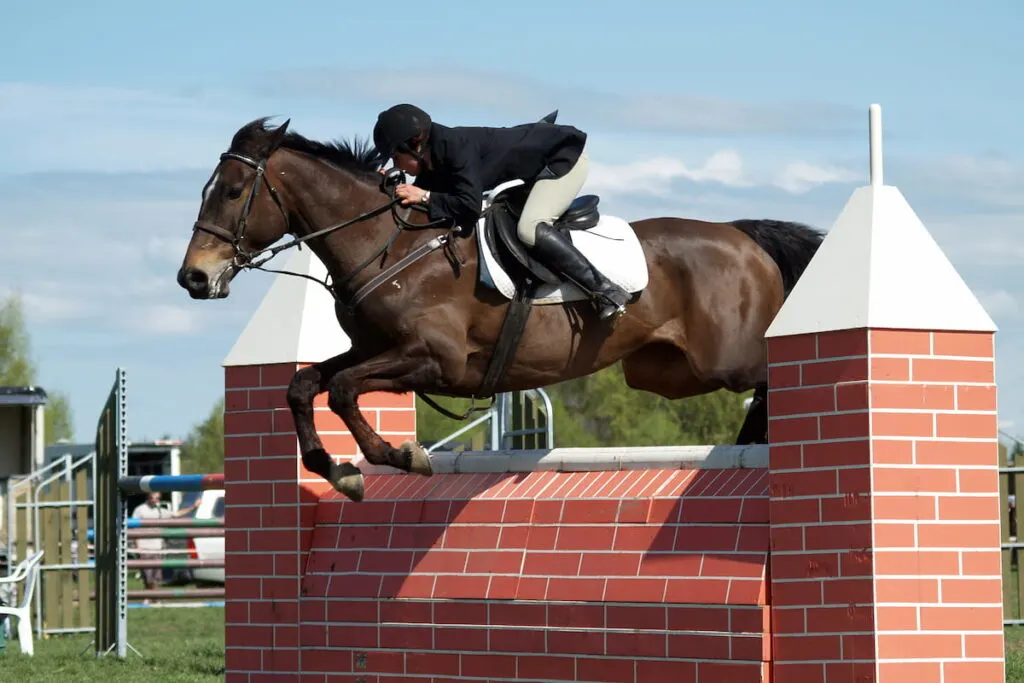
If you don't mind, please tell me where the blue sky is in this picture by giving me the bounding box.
[1,0,1021,444]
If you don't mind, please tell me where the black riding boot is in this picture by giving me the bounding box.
[530,222,630,321]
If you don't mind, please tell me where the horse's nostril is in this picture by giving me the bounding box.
[178,267,209,294]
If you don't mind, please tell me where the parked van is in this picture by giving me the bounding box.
[176,489,224,584]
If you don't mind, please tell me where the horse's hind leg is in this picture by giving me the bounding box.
[734,383,768,444]
[620,342,720,400]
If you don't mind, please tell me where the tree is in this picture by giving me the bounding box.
[179,397,224,474]
[1011,440,1024,467]
[416,395,492,447]
[413,362,752,451]
[0,294,74,444]
[45,393,74,445]
[545,363,751,447]
[0,294,34,385]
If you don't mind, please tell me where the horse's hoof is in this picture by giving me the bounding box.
[400,440,433,476]
[329,461,365,502]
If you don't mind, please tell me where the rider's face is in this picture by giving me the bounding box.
[393,151,421,175]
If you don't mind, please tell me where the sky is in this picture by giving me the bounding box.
[1,0,1021,445]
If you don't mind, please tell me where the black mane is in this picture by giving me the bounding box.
[229,116,384,181]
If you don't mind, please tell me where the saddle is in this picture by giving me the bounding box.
[480,182,601,287]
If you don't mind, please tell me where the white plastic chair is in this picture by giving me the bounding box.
[0,550,44,656]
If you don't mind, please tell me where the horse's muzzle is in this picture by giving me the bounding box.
[177,265,228,299]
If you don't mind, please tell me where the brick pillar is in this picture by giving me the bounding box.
[220,248,416,682]
[764,105,1004,683]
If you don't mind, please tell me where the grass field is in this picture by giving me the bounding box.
[1008,627,1024,681]
[1,606,224,682]
[4,607,1024,680]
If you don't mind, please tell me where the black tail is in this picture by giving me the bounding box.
[731,219,825,296]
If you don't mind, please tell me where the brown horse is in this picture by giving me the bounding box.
[177,117,823,501]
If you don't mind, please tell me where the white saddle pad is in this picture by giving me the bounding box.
[476,213,649,305]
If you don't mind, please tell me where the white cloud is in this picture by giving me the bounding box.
[891,153,1024,214]
[585,151,749,197]
[977,289,1020,320]
[930,155,1024,209]
[584,150,858,198]
[256,67,861,137]
[0,197,198,269]
[0,81,369,175]
[0,171,267,340]
[146,235,192,263]
[0,286,95,322]
[919,211,1024,267]
[0,82,230,173]
[774,161,861,194]
[126,304,199,335]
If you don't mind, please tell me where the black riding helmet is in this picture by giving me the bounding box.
[373,103,432,160]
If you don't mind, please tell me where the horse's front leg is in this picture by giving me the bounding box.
[325,341,446,498]
[285,348,368,499]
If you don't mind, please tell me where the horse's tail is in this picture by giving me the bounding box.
[730,219,826,296]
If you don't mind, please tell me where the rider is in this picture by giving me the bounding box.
[371,103,630,322]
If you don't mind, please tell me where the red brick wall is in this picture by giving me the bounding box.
[299,468,771,683]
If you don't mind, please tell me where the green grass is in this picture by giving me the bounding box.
[1008,627,1024,682]
[0,606,224,682]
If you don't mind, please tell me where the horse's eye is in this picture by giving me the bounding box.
[227,186,243,200]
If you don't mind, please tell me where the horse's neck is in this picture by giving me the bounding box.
[281,155,400,295]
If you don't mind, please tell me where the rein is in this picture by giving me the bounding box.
[192,152,458,311]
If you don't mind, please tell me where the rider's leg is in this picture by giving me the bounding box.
[517,151,629,321]
[517,150,590,247]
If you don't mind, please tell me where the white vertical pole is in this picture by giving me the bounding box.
[869,103,883,187]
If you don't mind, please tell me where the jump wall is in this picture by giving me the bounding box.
[303,448,772,682]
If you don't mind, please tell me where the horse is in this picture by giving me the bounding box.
[176,116,824,502]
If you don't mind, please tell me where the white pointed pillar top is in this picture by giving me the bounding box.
[765,104,997,338]
[222,247,352,367]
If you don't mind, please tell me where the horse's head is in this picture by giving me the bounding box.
[177,117,294,299]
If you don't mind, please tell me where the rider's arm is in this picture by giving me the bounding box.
[416,136,482,228]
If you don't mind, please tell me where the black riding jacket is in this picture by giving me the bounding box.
[413,121,587,230]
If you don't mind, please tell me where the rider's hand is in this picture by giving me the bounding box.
[395,184,428,205]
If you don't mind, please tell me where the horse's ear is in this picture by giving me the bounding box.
[268,118,291,153]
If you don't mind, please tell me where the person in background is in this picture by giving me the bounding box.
[130,492,200,596]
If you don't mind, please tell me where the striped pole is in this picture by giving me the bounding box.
[94,588,226,601]
[127,587,224,600]
[127,601,225,610]
[124,517,223,528]
[117,473,224,493]
[125,558,224,569]
[88,527,224,540]
[125,527,224,539]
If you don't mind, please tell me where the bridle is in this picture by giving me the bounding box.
[192,151,294,270]
[190,149,459,308]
